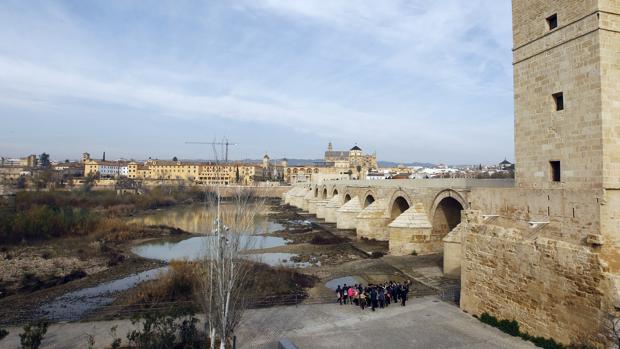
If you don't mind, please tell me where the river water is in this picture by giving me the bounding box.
[37,204,302,322]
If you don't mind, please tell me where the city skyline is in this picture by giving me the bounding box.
[0,0,513,164]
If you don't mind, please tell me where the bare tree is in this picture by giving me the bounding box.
[197,186,264,349]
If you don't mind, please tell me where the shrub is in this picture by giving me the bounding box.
[127,314,177,349]
[0,205,99,244]
[109,325,122,349]
[179,317,200,349]
[0,328,8,340]
[19,322,48,349]
[370,251,385,259]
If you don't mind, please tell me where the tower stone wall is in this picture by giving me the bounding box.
[514,0,605,190]
[459,1,620,346]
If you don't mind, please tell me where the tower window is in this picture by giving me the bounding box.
[550,161,561,182]
[547,14,558,30]
[552,92,564,111]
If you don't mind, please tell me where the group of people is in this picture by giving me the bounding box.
[335,281,411,311]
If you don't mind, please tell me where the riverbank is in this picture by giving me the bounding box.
[0,197,450,328]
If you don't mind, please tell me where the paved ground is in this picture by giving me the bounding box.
[0,297,535,349]
[237,296,535,349]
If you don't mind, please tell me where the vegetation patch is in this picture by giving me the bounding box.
[19,321,48,349]
[115,261,317,317]
[127,313,203,349]
[0,328,8,341]
[477,312,594,349]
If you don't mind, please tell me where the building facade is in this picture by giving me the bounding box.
[84,159,128,177]
[125,159,266,186]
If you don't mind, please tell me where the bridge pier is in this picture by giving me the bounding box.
[324,195,341,223]
[356,198,390,241]
[337,196,362,230]
[307,197,320,214]
[388,203,435,255]
[315,200,329,219]
[443,210,482,278]
[283,187,296,205]
[301,190,314,211]
[292,188,310,208]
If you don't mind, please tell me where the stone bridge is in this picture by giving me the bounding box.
[283,179,513,256]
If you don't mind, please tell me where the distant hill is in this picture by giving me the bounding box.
[243,158,436,168]
[239,158,323,166]
[378,161,436,168]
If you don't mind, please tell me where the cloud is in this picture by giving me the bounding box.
[0,0,514,163]
[237,0,513,94]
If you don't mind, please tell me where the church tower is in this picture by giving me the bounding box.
[513,0,620,191]
[262,154,270,169]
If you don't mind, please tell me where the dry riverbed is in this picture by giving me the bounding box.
[0,200,438,326]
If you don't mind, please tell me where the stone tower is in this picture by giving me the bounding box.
[514,0,620,190]
[262,154,270,169]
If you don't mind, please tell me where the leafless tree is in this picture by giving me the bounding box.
[196,186,264,349]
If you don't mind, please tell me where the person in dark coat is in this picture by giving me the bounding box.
[370,287,378,312]
[342,284,349,305]
[401,283,409,306]
[392,283,400,303]
[378,287,385,308]
[336,285,343,305]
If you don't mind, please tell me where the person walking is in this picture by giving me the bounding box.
[378,287,385,309]
[342,284,349,305]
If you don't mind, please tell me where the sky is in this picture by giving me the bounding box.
[0,0,514,165]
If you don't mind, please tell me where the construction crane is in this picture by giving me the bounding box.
[185,138,238,163]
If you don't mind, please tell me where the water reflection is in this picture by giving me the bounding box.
[128,204,284,234]
[132,235,290,262]
[325,276,363,290]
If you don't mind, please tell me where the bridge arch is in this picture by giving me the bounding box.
[344,193,352,203]
[332,188,339,197]
[430,190,467,238]
[362,190,377,208]
[387,191,412,220]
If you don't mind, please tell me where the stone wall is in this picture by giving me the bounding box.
[468,187,602,245]
[461,223,613,346]
[514,10,603,190]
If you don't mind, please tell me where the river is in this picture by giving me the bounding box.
[37,204,306,322]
